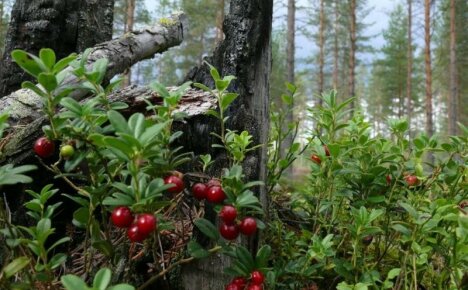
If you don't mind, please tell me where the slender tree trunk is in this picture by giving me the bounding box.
[0,0,115,97]
[406,0,413,136]
[122,0,136,87]
[424,0,433,137]
[448,0,458,135]
[318,0,325,100]
[348,0,356,114]
[333,0,339,91]
[182,0,272,288]
[215,0,225,43]
[281,0,295,172]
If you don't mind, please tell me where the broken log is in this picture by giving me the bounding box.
[0,85,216,165]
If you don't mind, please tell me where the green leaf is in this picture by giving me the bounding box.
[149,82,170,98]
[2,256,30,278]
[193,82,212,92]
[215,79,229,92]
[60,97,82,115]
[49,253,67,269]
[220,92,238,111]
[92,240,115,257]
[194,218,219,241]
[39,48,56,70]
[12,50,47,77]
[255,245,271,268]
[53,53,77,73]
[61,274,90,290]
[236,246,255,271]
[72,207,89,228]
[107,284,135,290]
[187,240,210,259]
[21,81,46,97]
[93,268,111,290]
[128,113,145,138]
[38,72,58,92]
[140,121,169,144]
[107,110,131,135]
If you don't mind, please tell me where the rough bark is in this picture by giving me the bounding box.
[0,13,185,165]
[348,0,356,114]
[215,0,225,43]
[448,0,458,135]
[424,0,433,138]
[406,0,413,137]
[181,0,272,288]
[0,0,115,97]
[122,0,136,87]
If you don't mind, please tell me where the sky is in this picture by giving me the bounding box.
[143,0,400,62]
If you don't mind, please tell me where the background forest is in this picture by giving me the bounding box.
[1,0,466,138]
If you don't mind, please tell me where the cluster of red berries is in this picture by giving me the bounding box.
[310,145,330,165]
[111,206,156,242]
[191,179,226,204]
[218,205,257,240]
[225,270,265,290]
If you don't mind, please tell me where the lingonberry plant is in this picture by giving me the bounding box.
[0,50,269,289]
[266,91,468,289]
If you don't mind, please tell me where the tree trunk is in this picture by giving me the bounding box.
[348,0,356,114]
[0,0,115,97]
[281,0,295,173]
[182,0,272,288]
[318,0,325,99]
[122,0,136,87]
[333,0,339,91]
[448,0,458,135]
[424,0,433,138]
[215,0,225,43]
[406,0,413,137]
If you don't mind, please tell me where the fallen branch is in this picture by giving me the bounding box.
[0,12,185,127]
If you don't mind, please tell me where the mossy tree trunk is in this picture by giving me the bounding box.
[0,0,115,97]
[181,0,273,288]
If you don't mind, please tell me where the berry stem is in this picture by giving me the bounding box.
[137,245,222,290]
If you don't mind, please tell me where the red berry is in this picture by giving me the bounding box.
[405,175,419,186]
[127,224,147,242]
[323,145,330,157]
[239,217,257,236]
[192,183,207,200]
[206,179,221,188]
[219,205,237,224]
[362,235,373,246]
[225,283,241,290]
[111,206,134,228]
[34,137,55,158]
[386,174,392,185]
[310,154,321,164]
[231,277,247,288]
[136,213,156,235]
[164,175,184,194]
[247,283,262,290]
[206,185,226,204]
[250,270,265,285]
[219,222,239,240]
